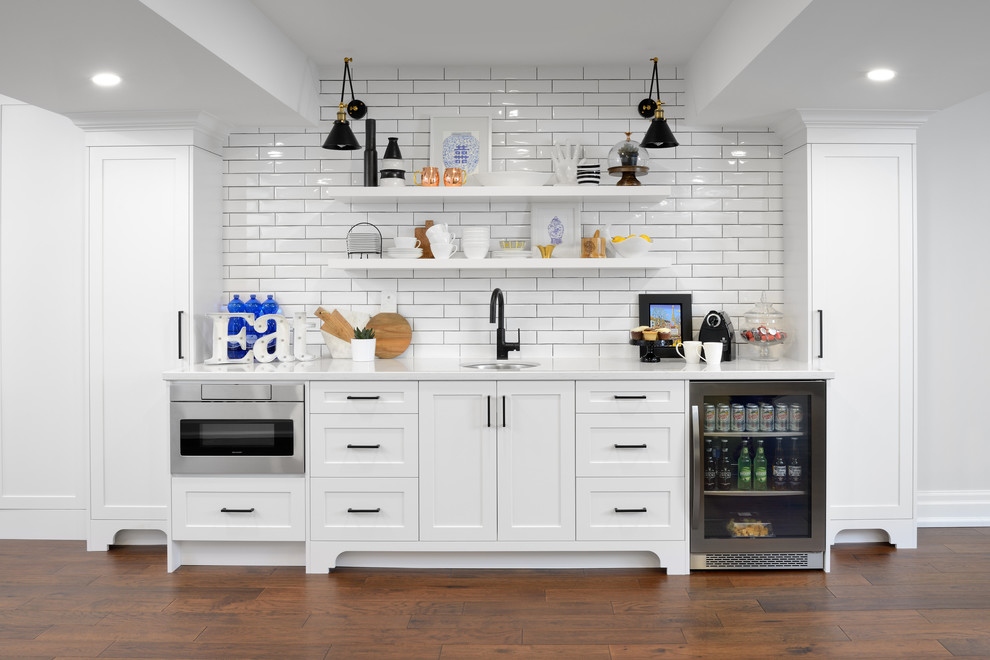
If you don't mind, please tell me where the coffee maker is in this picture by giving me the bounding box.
[698,310,735,362]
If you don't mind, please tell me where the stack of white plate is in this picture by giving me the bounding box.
[492,250,533,259]
[386,247,423,259]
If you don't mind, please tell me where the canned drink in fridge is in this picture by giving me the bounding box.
[760,403,774,432]
[717,403,730,432]
[704,404,716,432]
[745,403,760,432]
[775,403,789,432]
[789,403,803,432]
[731,403,745,432]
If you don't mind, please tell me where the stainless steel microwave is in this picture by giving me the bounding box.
[169,382,304,475]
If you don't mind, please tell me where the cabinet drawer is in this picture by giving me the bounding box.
[310,414,418,478]
[171,477,305,542]
[576,477,684,541]
[576,381,685,414]
[309,382,418,414]
[576,414,685,477]
[310,478,418,541]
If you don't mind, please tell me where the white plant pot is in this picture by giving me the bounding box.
[350,338,376,361]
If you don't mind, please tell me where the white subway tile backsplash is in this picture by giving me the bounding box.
[221,66,783,357]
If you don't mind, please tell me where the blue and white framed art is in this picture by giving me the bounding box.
[430,116,491,178]
[529,202,581,258]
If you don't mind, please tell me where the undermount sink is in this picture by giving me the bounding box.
[460,361,540,371]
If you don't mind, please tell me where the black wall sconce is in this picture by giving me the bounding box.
[638,57,679,149]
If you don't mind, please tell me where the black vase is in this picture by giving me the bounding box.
[363,118,378,187]
[383,137,403,160]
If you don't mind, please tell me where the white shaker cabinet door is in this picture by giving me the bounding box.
[419,382,497,541]
[496,381,575,541]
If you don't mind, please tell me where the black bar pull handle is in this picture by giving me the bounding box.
[220,507,255,513]
[487,395,491,428]
[614,443,648,449]
[817,309,824,359]
[346,444,381,449]
[177,310,185,359]
[502,395,507,428]
[614,394,647,400]
[691,405,701,531]
[614,507,648,513]
[347,507,381,514]
[346,395,381,400]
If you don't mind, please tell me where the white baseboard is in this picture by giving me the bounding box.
[0,510,86,539]
[918,490,990,526]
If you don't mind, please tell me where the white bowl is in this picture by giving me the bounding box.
[474,172,553,187]
[610,235,652,258]
[464,245,489,259]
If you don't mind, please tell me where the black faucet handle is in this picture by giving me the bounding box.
[506,328,521,351]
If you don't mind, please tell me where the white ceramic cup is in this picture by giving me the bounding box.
[393,236,421,249]
[426,224,449,243]
[676,340,703,364]
[702,341,723,366]
[431,232,454,245]
[433,242,458,259]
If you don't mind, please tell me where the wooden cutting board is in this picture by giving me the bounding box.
[366,312,412,358]
[314,307,353,343]
[414,220,434,259]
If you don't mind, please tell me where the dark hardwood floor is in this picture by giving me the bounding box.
[1,528,989,658]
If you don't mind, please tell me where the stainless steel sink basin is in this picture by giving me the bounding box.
[460,361,540,371]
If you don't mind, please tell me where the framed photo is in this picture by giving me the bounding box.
[429,116,492,177]
[530,202,581,258]
[638,293,693,359]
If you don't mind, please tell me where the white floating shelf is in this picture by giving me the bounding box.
[324,185,670,203]
[326,255,672,270]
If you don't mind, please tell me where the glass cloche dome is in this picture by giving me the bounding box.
[607,132,650,186]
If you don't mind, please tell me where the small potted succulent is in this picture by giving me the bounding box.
[351,326,376,361]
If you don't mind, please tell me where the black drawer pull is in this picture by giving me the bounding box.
[346,444,381,449]
[347,507,381,514]
[614,507,648,513]
[614,443,648,449]
[220,507,255,513]
[613,394,647,400]
[346,395,381,400]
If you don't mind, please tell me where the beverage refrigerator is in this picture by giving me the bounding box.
[689,380,826,570]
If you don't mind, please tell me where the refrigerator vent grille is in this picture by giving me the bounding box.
[704,552,812,569]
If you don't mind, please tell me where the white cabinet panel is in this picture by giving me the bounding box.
[310,414,418,478]
[171,477,305,542]
[497,381,575,542]
[0,102,87,514]
[310,477,418,541]
[577,477,684,541]
[576,413,685,478]
[576,381,685,414]
[419,382,497,541]
[309,382,418,414]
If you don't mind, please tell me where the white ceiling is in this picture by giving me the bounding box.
[1,0,989,129]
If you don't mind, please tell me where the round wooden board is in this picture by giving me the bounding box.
[365,312,412,358]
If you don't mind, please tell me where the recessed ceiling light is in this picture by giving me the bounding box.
[91,72,121,87]
[867,68,896,82]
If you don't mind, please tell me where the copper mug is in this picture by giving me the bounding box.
[414,167,440,187]
[443,167,467,187]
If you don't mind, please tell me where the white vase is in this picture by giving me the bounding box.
[350,338,376,361]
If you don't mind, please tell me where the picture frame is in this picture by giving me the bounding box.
[530,202,581,258]
[638,293,693,359]
[429,116,492,177]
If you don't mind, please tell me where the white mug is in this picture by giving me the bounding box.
[676,340,703,364]
[702,341,723,366]
[426,223,449,243]
[393,236,420,249]
[433,242,458,260]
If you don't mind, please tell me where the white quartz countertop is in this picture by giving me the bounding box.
[164,357,833,382]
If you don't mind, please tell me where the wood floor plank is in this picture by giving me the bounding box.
[326,644,442,659]
[522,627,686,645]
[97,640,332,659]
[937,637,990,656]
[439,645,612,659]
[609,639,954,658]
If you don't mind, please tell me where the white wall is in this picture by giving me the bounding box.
[0,97,88,537]
[917,91,990,524]
[221,65,785,360]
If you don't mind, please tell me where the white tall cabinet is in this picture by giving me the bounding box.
[780,111,923,548]
[419,381,575,542]
[0,98,88,538]
[79,116,223,549]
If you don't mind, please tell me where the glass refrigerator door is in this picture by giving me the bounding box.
[691,381,825,555]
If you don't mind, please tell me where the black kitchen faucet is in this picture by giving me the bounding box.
[489,288,520,360]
